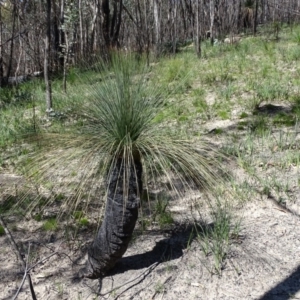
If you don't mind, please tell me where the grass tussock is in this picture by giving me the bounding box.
[11,54,227,221]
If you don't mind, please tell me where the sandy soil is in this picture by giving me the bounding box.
[0,168,300,300]
[1,102,300,300]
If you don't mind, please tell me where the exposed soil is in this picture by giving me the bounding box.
[1,109,300,299]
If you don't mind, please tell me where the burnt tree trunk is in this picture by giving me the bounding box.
[86,158,142,279]
[102,0,110,49]
[111,0,123,48]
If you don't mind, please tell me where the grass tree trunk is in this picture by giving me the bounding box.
[85,158,142,279]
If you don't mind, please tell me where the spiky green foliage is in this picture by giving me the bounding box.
[20,54,226,217]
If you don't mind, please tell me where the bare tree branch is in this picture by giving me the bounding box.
[0,217,37,300]
[0,30,28,47]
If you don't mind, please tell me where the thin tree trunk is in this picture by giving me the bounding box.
[59,0,65,69]
[90,0,99,53]
[153,0,160,56]
[209,0,215,45]
[111,0,123,47]
[52,0,60,72]
[144,0,150,64]
[253,0,259,35]
[44,0,52,113]
[0,4,3,87]
[172,1,178,55]
[102,0,110,49]
[136,0,143,54]
[61,0,68,92]
[15,29,23,81]
[5,2,17,84]
[179,0,186,34]
[78,0,84,57]
[86,158,142,279]
[195,0,201,58]
[62,32,68,93]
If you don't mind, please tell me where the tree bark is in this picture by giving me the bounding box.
[59,0,65,70]
[209,0,215,45]
[14,17,23,81]
[52,0,61,72]
[253,0,259,35]
[102,0,110,49]
[78,0,84,57]
[0,4,3,87]
[172,0,177,55]
[195,0,201,58]
[62,29,68,93]
[90,0,99,53]
[153,0,160,56]
[111,0,123,47]
[5,2,17,85]
[44,0,53,113]
[86,158,142,279]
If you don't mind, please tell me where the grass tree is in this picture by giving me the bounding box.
[24,54,226,279]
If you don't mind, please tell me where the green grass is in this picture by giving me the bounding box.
[0,225,5,236]
[153,198,174,228]
[73,211,84,220]
[0,196,16,215]
[43,218,58,231]
[194,199,241,274]
[78,217,89,227]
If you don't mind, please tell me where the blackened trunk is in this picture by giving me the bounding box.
[102,0,110,49]
[86,158,142,279]
[111,0,123,48]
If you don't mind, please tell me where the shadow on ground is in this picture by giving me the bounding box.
[108,223,196,276]
[259,264,300,300]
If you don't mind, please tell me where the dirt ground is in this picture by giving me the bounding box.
[1,164,300,300]
[1,101,300,299]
